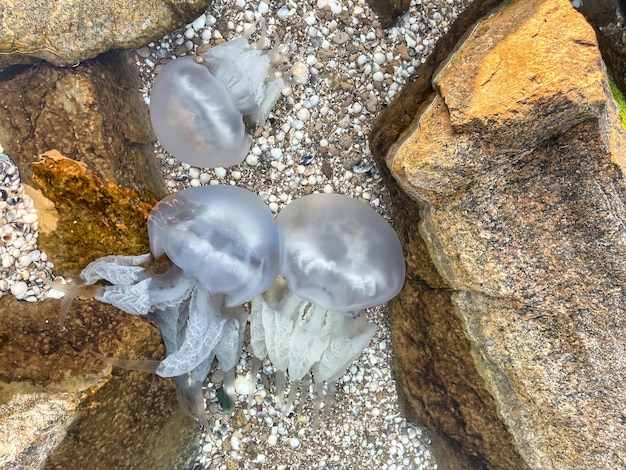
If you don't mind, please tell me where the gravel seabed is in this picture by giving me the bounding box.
[0,0,472,469]
[132,1,471,469]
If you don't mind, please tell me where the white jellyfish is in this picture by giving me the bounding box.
[47,185,280,430]
[249,193,406,424]
[149,22,291,168]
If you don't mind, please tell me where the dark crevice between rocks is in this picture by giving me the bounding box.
[577,1,626,101]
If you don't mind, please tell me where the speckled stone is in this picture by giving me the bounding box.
[0,0,212,67]
[372,0,626,468]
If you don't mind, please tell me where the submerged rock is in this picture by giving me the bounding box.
[0,50,164,201]
[0,296,199,470]
[372,0,626,468]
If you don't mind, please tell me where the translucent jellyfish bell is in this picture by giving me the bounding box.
[277,193,406,314]
[149,56,251,168]
[248,194,406,422]
[148,185,279,307]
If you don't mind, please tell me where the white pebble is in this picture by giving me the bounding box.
[277,5,290,19]
[258,1,269,14]
[10,281,28,298]
[18,255,32,267]
[191,15,206,31]
[372,71,385,82]
[214,167,227,178]
[289,438,300,449]
[22,212,38,225]
[188,167,200,179]
[246,154,259,166]
[296,108,310,121]
[267,435,278,446]
[291,62,309,84]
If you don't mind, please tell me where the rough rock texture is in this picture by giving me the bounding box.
[0,152,199,469]
[0,297,198,470]
[0,50,165,201]
[0,0,212,67]
[0,38,202,464]
[33,150,154,277]
[371,0,626,469]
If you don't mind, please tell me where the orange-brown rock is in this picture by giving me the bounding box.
[0,0,212,67]
[372,0,626,468]
[32,150,155,277]
[0,50,165,201]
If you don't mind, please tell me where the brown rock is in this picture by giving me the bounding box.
[372,0,626,468]
[0,50,165,201]
[0,0,212,67]
[365,0,411,28]
[32,150,155,277]
[0,150,201,468]
[0,43,202,466]
[0,297,199,470]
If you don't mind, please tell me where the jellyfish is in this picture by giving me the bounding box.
[47,185,279,430]
[149,22,291,168]
[249,193,406,424]
[149,56,252,168]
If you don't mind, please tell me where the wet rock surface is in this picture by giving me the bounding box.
[0,42,199,467]
[0,50,164,201]
[0,0,212,68]
[0,296,199,470]
[372,0,626,468]
[0,151,199,469]
[32,150,155,277]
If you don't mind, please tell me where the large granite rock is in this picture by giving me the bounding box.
[371,0,626,468]
[0,50,164,201]
[0,0,212,68]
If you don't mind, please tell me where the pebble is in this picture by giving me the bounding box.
[0,151,53,301]
[290,61,310,84]
[10,281,28,299]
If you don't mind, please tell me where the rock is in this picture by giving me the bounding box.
[371,0,626,469]
[0,150,201,468]
[0,38,203,464]
[32,150,155,277]
[0,50,165,202]
[576,1,626,105]
[0,296,199,470]
[365,0,411,28]
[0,0,212,68]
